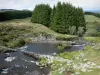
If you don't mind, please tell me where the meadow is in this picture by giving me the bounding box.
[0,14,100,75]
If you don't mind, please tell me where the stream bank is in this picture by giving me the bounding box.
[0,37,86,75]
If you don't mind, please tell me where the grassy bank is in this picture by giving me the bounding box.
[38,37,100,75]
[0,14,100,75]
[51,14,100,74]
[37,15,100,75]
[0,17,76,49]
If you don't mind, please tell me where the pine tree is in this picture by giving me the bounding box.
[50,5,56,26]
[31,4,51,27]
[31,2,86,35]
[51,2,66,33]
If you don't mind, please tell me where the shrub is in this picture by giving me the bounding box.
[56,42,69,52]
[7,39,25,48]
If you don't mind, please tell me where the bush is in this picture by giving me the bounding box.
[77,27,85,37]
[56,42,69,52]
[69,26,76,35]
[7,39,25,48]
[58,52,80,59]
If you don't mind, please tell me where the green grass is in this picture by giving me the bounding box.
[84,15,100,36]
[56,42,69,52]
[84,37,100,43]
[85,15,100,23]
[55,34,77,40]
[52,43,100,75]
[0,17,76,48]
[80,44,100,75]
[1,15,100,75]
[80,70,100,75]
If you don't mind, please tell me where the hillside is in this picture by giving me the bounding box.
[85,15,100,23]
[0,17,75,37]
[84,15,100,36]
[0,15,100,48]
[0,17,76,48]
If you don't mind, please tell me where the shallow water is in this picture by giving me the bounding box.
[65,44,85,52]
[25,43,59,54]
[0,50,50,75]
[0,43,85,75]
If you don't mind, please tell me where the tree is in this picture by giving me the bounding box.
[51,2,66,33]
[31,4,51,27]
[50,5,56,26]
[0,10,32,21]
[75,7,86,34]
[31,2,86,35]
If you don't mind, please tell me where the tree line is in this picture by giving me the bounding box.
[31,2,86,35]
[85,12,100,18]
[0,10,32,21]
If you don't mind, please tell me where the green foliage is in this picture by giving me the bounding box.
[77,27,85,37]
[51,2,66,33]
[84,15,100,37]
[0,25,27,48]
[51,2,86,35]
[56,42,69,52]
[84,37,100,43]
[50,5,56,26]
[55,34,78,41]
[7,39,25,48]
[31,4,51,27]
[52,71,64,75]
[0,10,32,21]
[58,52,80,59]
[39,58,48,66]
[69,26,76,35]
[31,2,86,35]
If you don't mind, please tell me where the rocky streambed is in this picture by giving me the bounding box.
[0,40,86,75]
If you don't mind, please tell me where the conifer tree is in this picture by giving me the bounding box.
[31,4,51,27]
[51,2,66,33]
[50,5,56,26]
[31,2,86,35]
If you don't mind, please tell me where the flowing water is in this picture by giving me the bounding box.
[0,41,85,75]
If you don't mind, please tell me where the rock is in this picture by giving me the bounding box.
[29,34,56,43]
[4,57,16,62]
[22,51,41,60]
[24,71,41,75]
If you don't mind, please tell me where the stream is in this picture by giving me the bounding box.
[0,40,86,75]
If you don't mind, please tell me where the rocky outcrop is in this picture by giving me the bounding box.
[30,34,56,43]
